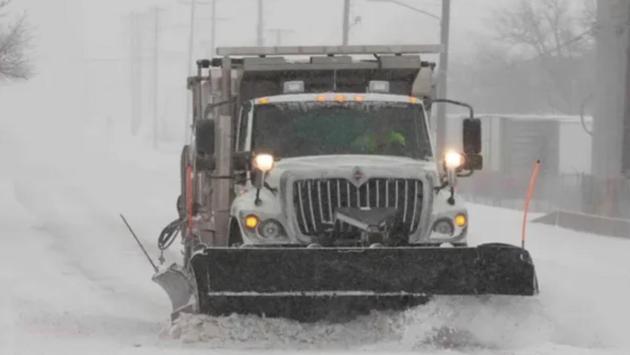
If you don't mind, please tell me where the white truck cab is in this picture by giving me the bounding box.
[229,92,469,247]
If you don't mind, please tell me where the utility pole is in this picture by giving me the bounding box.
[186,0,197,77]
[435,0,450,157]
[210,0,216,56]
[257,0,264,46]
[205,3,229,58]
[342,0,350,45]
[128,12,143,137]
[593,0,627,177]
[624,1,630,177]
[153,7,160,149]
[182,0,214,140]
[184,0,197,141]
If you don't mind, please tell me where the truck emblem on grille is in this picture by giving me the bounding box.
[352,166,365,185]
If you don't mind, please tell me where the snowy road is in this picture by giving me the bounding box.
[1,122,630,355]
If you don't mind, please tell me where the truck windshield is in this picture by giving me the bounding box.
[252,101,432,159]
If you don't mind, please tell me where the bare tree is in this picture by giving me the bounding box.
[491,0,595,113]
[495,0,593,58]
[0,0,31,80]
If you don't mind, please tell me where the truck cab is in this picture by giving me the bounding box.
[230,91,469,247]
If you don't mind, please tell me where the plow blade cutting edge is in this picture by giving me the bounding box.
[189,243,538,321]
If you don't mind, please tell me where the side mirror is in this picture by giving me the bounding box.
[195,119,215,156]
[431,98,483,172]
[194,119,216,171]
[463,118,481,154]
[463,118,483,170]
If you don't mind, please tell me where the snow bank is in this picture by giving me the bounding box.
[163,204,630,354]
[168,296,547,352]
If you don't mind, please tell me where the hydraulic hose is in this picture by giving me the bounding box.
[158,218,182,251]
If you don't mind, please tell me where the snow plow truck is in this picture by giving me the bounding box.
[154,45,538,321]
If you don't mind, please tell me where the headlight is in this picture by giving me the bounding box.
[432,219,454,236]
[258,219,286,239]
[444,150,464,170]
[254,153,274,172]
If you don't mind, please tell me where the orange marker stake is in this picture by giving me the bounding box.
[521,160,541,249]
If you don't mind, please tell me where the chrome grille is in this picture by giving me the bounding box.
[293,178,423,236]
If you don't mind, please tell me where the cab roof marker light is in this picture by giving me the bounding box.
[257,97,270,105]
[316,95,327,102]
[409,96,418,104]
[354,95,365,102]
[335,95,346,102]
[367,80,390,93]
[283,81,305,94]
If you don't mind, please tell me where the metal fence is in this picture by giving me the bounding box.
[459,172,630,220]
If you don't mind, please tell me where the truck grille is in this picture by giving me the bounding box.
[293,178,423,236]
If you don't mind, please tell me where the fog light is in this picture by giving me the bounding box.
[432,219,454,236]
[454,214,467,228]
[244,215,259,230]
[258,219,285,239]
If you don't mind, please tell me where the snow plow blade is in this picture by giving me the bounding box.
[190,243,537,321]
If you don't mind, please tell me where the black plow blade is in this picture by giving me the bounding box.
[190,243,538,321]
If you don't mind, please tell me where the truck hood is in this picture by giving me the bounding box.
[266,155,438,188]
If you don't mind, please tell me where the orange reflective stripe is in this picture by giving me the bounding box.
[186,165,194,236]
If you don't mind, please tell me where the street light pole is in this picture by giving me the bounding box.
[436,0,450,156]
[181,0,212,141]
[343,0,350,45]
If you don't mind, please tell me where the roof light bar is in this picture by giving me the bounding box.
[367,81,390,93]
[283,81,305,94]
[216,45,443,57]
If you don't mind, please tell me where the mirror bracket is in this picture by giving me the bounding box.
[253,171,265,206]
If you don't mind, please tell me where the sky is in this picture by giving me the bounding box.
[16,0,515,57]
[1,0,518,142]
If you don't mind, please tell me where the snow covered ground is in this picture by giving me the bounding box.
[1,117,630,355]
